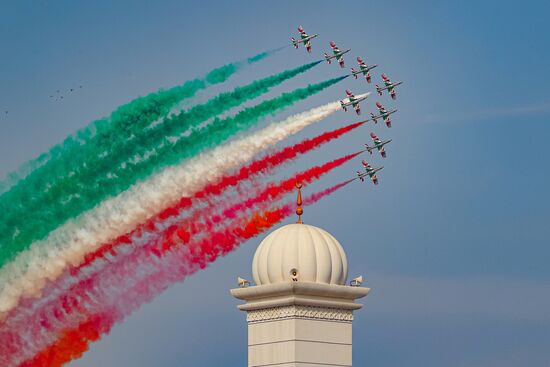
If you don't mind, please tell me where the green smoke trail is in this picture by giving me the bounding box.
[0,61,321,243]
[0,76,346,268]
[0,49,276,196]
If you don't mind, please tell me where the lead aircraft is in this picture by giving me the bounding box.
[291,26,318,53]
[351,57,378,83]
[357,160,383,185]
[324,41,350,68]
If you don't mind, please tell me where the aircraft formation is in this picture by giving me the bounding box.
[291,25,404,186]
[1,84,85,119]
[49,85,84,101]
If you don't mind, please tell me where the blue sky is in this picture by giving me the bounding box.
[1,1,549,366]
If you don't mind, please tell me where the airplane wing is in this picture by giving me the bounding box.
[370,133,382,144]
[353,103,361,115]
[370,175,379,185]
[305,39,312,53]
[338,55,345,68]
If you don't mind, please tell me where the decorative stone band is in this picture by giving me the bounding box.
[246,305,354,323]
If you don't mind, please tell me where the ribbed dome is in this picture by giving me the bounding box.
[252,223,348,286]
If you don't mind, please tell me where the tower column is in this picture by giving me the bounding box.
[231,184,370,366]
[231,282,369,367]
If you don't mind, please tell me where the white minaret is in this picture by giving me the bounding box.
[231,183,370,367]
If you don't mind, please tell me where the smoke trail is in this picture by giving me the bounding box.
[78,120,367,270]
[140,152,361,264]
[4,180,352,367]
[0,154,50,195]
[218,152,361,220]
[0,64,330,267]
[0,59,319,222]
[18,314,113,367]
[0,98,348,316]
[304,179,355,205]
[0,49,275,196]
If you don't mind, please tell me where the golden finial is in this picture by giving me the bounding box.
[295,181,303,224]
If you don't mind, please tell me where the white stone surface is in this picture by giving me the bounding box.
[252,223,348,286]
[232,222,369,367]
[246,306,353,367]
[248,318,352,345]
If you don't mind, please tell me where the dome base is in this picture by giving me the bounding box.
[231,281,369,312]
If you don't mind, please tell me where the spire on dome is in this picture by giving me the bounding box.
[295,181,303,224]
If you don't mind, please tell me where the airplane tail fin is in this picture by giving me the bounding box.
[376,85,383,96]
[291,37,298,49]
[365,144,373,154]
[324,52,331,64]
[340,101,347,111]
[351,68,358,79]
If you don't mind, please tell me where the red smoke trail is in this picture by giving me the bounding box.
[218,152,361,221]
[1,157,358,365]
[304,179,356,205]
[191,179,355,262]
[195,120,365,198]
[17,180,352,366]
[152,151,362,260]
[139,151,361,268]
[19,313,114,367]
[76,121,365,271]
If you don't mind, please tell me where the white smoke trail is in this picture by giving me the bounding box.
[0,97,365,318]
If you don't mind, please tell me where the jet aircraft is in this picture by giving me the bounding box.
[376,74,403,100]
[365,102,397,128]
[324,41,350,68]
[350,57,378,83]
[291,26,318,53]
[356,160,383,185]
[365,132,392,158]
[340,90,369,115]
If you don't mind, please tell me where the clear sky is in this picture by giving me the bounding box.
[1,1,549,366]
